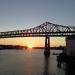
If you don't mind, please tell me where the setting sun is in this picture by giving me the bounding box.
[27,44,34,48]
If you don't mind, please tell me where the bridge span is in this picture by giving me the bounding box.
[0,22,75,56]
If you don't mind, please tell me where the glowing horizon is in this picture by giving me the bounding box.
[0,37,66,47]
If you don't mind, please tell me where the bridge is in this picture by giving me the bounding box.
[0,22,75,56]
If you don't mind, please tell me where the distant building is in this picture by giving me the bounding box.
[66,35,75,56]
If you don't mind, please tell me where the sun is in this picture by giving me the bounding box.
[27,44,34,48]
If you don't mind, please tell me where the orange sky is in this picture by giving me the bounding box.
[0,37,66,47]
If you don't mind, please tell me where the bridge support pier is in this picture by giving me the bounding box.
[44,36,50,56]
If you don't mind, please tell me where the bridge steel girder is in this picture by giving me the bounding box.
[0,22,75,38]
[0,31,75,38]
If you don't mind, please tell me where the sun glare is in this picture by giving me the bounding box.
[27,44,34,48]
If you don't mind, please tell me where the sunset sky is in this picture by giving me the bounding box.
[0,0,74,47]
[0,37,66,47]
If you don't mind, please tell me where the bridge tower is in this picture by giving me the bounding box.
[44,35,50,56]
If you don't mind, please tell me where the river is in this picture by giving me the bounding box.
[0,49,74,75]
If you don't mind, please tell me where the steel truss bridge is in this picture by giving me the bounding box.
[0,22,75,55]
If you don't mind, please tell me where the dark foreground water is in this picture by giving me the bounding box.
[0,49,75,75]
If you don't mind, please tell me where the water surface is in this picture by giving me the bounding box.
[0,49,74,75]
